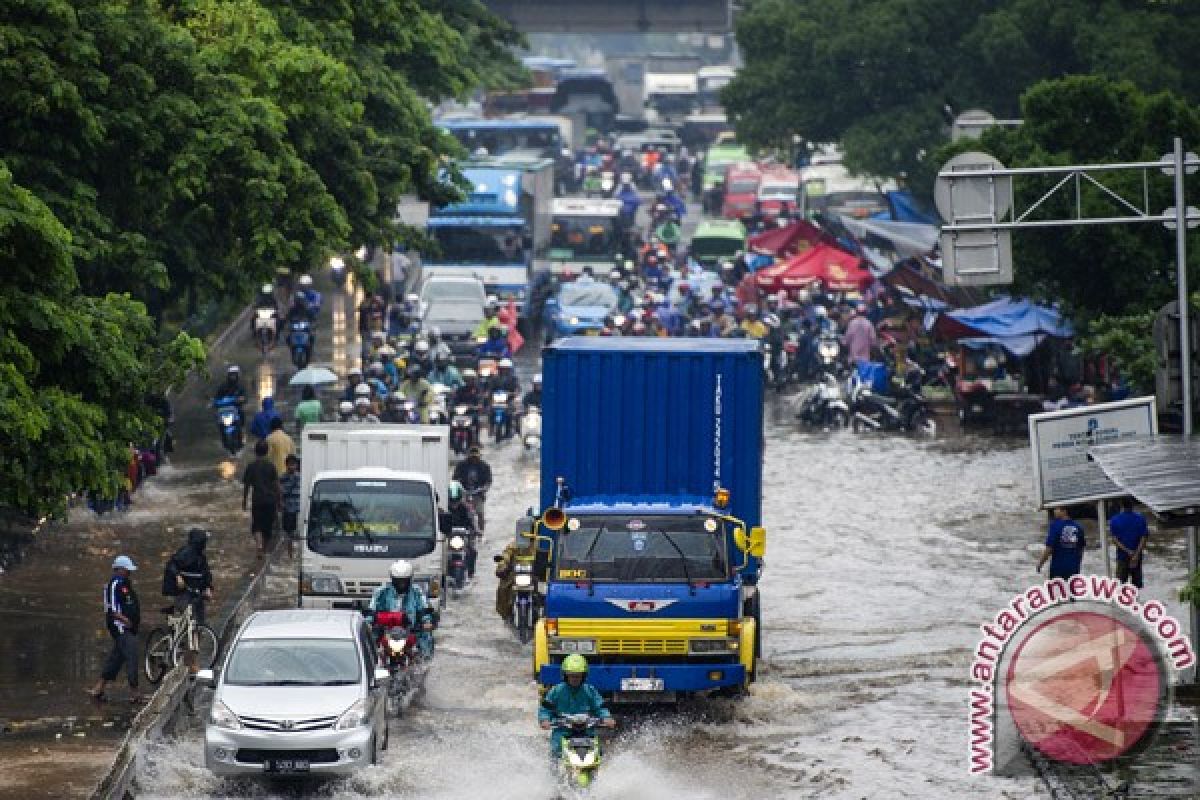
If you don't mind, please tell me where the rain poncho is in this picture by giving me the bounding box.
[249,397,281,439]
[538,681,611,755]
[371,583,434,657]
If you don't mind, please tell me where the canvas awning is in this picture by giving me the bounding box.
[1088,437,1200,522]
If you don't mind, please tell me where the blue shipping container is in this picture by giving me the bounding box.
[540,338,764,528]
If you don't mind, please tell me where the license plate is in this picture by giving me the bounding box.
[266,758,310,773]
[620,677,664,691]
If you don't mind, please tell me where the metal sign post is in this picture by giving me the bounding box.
[940,141,1200,680]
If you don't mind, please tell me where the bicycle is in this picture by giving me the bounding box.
[143,592,220,684]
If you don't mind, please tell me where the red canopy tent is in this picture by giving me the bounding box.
[755,243,873,293]
[747,220,828,257]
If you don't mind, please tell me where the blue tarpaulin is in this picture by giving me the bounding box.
[872,190,940,225]
[932,297,1074,357]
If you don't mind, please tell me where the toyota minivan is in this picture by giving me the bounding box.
[198,610,388,777]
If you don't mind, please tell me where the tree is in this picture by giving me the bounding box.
[724,0,1200,180]
[0,164,204,518]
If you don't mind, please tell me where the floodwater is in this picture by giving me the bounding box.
[4,224,1196,797]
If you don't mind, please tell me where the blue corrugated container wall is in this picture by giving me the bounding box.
[541,338,764,528]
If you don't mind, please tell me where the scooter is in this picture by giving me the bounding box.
[511,559,538,644]
[520,406,542,450]
[490,390,513,441]
[815,333,841,372]
[330,256,347,288]
[450,404,477,455]
[253,309,277,356]
[372,610,422,714]
[849,368,937,437]
[446,526,473,594]
[551,714,607,789]
[795,372,849,429]
[428,385,451,425]
[287,319,313,369]
[213,396,244,455]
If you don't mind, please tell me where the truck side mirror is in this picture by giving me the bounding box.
[749,526,766,558]
[493,554,504,563]
[733,527,748,552]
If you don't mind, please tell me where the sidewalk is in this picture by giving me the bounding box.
[0,276,358,799]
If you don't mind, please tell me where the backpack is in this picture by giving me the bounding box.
[161,554,181,597]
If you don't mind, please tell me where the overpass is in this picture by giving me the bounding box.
[481,0,731,32]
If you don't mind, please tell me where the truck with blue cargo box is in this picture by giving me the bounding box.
[424,151,554,318]
[530,338,766,703]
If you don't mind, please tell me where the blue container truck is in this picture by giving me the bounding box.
[531,338,766,703]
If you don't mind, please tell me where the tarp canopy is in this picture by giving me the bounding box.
[835,215,940,260]
[932,297,1074,357]
[1089,437,1200,519]
[871,190,940,225]
[747,220,828,257]
[755,243,872,292]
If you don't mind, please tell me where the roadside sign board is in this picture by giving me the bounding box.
[1028,397,1158,509]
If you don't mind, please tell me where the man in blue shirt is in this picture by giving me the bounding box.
[1037,506,1086,579]
[89,555,142,703]
[1109,497,1149,588]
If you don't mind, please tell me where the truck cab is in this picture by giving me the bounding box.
[548,197,624,278]
[721,162,762,221]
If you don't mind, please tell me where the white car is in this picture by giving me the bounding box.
[199,610,388,777]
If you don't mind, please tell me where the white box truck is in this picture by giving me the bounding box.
[298,424,450,609]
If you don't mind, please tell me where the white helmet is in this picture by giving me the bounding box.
[298,274,313,287]
[814,305,828,318]
[354,382,372,398]
[662,178,674,192]
[354,396,371,408]
[414,340,430,355]
[430,326,441,338]
[338,400,354,415]
[406,293,419,305]
[260,283,273,295]
[499,358,514,369]
[389,560,414,579]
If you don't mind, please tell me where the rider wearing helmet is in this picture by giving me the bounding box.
[472,298,501,340]
[411,338,433,374]
[370,560,436,657]
[438,480,478,577]
[426,352,464,390]
[396,362,433,423]
[538,654,615,756]
[213,365,247,407]
[478,324,512,360]
[427,326,453,363]
[492,357,519,394]
[522,374,543,411]
[336,400,355,422]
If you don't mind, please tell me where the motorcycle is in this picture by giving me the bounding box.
[489,390,513,441]
[428,385,451,425]
[287,319,313,369]
[253,309,277,356]
[816,332,841,372]
[848,367,937,437]
[550,714,607,789]
[512,559,538,644]
[446,526,474,594]
[795,372,850,429]
[520,406,542,451]
[397,396,422,424]
[213,396,244,455]
[450,403,477,455]
[330,256,347,288]
[372,610,423,714]
[466,486,487,533]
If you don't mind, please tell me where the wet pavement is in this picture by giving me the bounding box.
[4,213,1199,798]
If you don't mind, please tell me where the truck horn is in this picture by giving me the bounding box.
[542,507,566,530]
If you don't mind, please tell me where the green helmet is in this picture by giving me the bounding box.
[448,480,464,502]
[562,654,588,675]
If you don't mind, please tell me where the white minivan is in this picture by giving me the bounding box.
[199,610,388,777]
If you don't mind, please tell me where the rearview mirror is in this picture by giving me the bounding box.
[493,554,504,563]
[733,527,748,552]
[194,669,216,689]
[749,526,766,558]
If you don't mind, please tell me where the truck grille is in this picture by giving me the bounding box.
[597,638,688,655]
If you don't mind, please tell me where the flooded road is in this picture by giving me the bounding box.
[133,380,1198,798]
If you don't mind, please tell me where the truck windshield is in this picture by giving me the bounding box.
[430,225,526,265]
[307,479,436,559]
[550,215,617,257]
[554,515,728,582]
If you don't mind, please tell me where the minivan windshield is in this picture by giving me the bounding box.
[224,638,361,686]
[555,515,728,582]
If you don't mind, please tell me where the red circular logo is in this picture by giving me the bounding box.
[1005,610,1165,764]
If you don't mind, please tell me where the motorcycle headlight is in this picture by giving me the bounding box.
[569,316,580,326]
[449,535,466,550]
[386,637,406,655]
[514,574,533,588]
[220,412,236,425]
[210,700,242,730]
[335,699,370,730]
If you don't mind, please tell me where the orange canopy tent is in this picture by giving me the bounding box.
[755,243,872,293]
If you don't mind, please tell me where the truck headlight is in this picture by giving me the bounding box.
[514,574,533,588]
[552,639,596,654]
[301,572,344,595]
[210,700,242,731]
[689,638,736,654]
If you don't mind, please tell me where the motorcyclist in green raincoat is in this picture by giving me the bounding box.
[538,654,615,755]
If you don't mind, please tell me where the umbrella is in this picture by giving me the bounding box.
[756,243,871,293]
[288,366,340,387]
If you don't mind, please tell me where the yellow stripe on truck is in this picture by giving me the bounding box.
[534,618,549,681]
[555,618,731,637]
[739,617,756,683]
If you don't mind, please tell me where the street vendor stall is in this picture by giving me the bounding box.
[755,243,873,293]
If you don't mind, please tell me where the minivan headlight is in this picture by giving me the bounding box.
[210,700,242,730]
[335,699,370,730]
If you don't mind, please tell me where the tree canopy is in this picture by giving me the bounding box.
[724,0,1200,181]
[0,0,523,516]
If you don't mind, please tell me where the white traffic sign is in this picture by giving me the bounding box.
[1028,397,1158,509]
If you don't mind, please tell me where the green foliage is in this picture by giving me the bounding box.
[726,0,1200,180]
[0,0,520,515]
[1079,311,1158,394]
[1181,569,1200,607]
